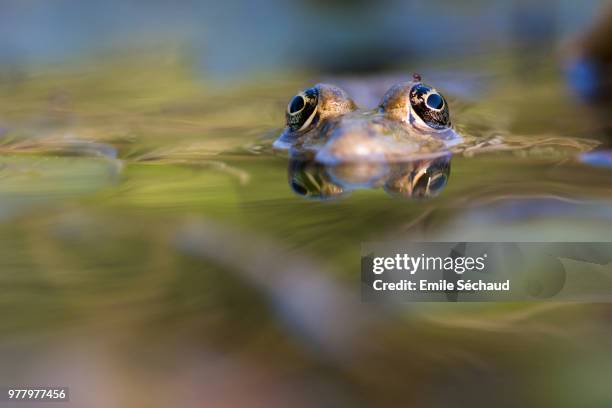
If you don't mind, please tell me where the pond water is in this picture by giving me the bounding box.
[0,53,611,407]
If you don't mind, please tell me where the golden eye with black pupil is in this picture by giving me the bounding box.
[409,84,450,130]
[286,87,319,132]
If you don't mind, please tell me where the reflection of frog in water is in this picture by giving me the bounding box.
[288,155,451,200]
[274,75,460,164]
[275,75,456,200]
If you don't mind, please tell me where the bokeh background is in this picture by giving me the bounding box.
[0,0,605,74]
[0,1,611,407]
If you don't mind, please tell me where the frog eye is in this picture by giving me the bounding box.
[409,84,450,130]
[286,87,319,132]
[412,171,448,198]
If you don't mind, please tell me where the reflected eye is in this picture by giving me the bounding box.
[413,171,431,197]
[288,159,345,200]
[409,84,450,130]
[286,87,319,132]
[291,180,308,196]
[428,173,447,192]
[412,167,449,198]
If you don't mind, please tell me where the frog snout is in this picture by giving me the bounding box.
[315,129,387,165]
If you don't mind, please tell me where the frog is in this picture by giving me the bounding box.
[274,74,460,165]
[274,75,458,199]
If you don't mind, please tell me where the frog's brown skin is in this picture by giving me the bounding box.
[275,79,459,165]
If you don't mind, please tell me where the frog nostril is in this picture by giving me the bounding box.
[289,95,305,114]
[426,93,444,110]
